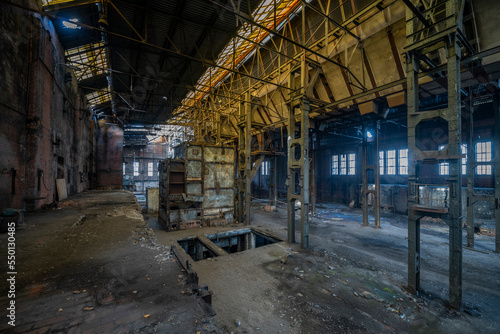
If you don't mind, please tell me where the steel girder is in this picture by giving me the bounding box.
[362,120,381,228]
[405,0,464,310]
[269,156,278,207]
[237,91,253,225]
[495,96,500,253]
[286,57,312,249]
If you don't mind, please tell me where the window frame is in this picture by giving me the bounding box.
[348,153,356,175]
[398,149,408,175]
[379,151,384,175]
[476,141,492,175]
[332,155,339,175]
[340,154,347,175]
[438,145,449,176]
[147,162,154,177]
[261,160,270,176]
[387,150,396,175]
[133,162,140,176]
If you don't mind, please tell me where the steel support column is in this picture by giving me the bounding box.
[362,120,380,228]
[269,156,277,207]
[287,60,310,248]
[216,112,221,145]
[407,50,424,296]
[311,132,317,216]
[405,0,463,309]
[495,95,500,253]
[446,34,463,309]
[245,91,252,225]
[466,105,476,248]
[237,91,252,225]
[237,100,245,224]
[300,99,310,249]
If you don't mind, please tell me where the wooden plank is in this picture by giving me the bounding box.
[198,235,228,257]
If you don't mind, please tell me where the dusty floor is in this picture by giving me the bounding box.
[153,202,500,334]
[0,190,218,334]
[1,190,499,333]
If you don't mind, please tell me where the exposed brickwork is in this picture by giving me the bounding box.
[0,3,95,211]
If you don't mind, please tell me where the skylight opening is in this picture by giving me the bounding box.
[86,87,111,107]
[62,18,81,29]
[65,42,108,81]
[42,0,77,6]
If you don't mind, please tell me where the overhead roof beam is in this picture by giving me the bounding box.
[42,0,99,11]
[207,0,366,90]
[297,0,360,41]
[22,4,296,92]
[112,0,235,34]
[73,60,230,94]
[115,0,296,61]
[143,1,187,120]
[165,5,228,109]
[401,0,431,28]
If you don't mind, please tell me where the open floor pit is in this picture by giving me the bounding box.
[177,228,281,261]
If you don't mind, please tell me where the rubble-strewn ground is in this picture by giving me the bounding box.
[0,190,219,334]
[1,191,498,333]
[153,201,500,334]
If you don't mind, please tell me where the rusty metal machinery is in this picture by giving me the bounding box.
[159,143,235,231]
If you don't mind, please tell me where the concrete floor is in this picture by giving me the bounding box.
[1,190,499,333]
[154,202,500,333]
[0,191,219,334]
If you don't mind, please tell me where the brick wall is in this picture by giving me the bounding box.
[0,3,96,211]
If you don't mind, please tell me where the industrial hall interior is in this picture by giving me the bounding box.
[1,0,499,333]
